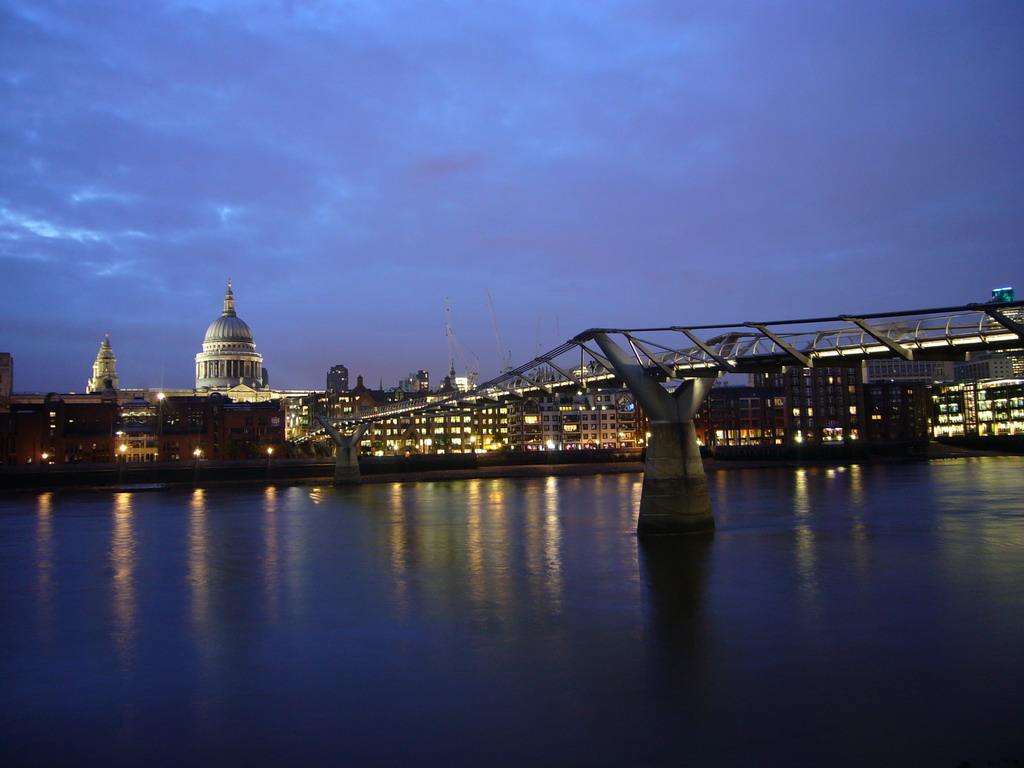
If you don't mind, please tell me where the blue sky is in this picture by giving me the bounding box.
[2,0,1022,392]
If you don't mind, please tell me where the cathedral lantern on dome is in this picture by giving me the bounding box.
[194,281,268,391]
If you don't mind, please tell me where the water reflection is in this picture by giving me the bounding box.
[638,536,712,696]
[848,464,866,511]
[932,458,1024,594]
[792,469,821,622]
[35,492,55,644]
[386,484,413,617]
[534,477,564,611]
[187,489,211,642]
[4,460,1024,767]
[844,465,872,581]
[110,493,137,669]
[466,480,492,617]
[638,536,712,651]
[263,486,282,624]
[284,487,311,605]
[375,478,574,625]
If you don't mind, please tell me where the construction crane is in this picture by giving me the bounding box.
[486,289,512,372]
[445,298,479,389]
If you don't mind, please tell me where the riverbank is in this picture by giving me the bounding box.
[2,441,1015,493]
[346,440,1021,485]
[0,449,642,492]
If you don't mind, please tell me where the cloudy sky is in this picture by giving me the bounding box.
[2,0,1022,393]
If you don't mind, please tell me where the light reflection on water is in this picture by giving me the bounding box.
[34,492,55,645]
[263,486,282,624]
[2,458,1024,767]
[110,492,136,670]
[188,488,210,638]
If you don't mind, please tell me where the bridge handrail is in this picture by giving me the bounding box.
[312,300,1022,429]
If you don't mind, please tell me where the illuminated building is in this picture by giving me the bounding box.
[195,281,268,393]
[397,370,430,393]
[535,391,641,450]
[326,364,349,393]
[695,375,928,452]
[470,403,509,451]
[932,379,1024,437]
[862,382,930,444]
[87,335,119,393]
[784,367,863,444]
[507,398,543,450]
[291,382,641,456]
[694,385,787,449]
[0,392,285,465]
[746,368,863,446]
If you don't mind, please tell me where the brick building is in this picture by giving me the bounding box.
[0,392,284,465]
[694,385,787,448]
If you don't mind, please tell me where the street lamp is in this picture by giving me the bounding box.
[156,392,165,459]
[118,442,128,483]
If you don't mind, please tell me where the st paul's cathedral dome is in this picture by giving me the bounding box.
[195,282,268,390]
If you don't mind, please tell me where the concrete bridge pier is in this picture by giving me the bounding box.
[592,333,716,536]
[317,418,370,485]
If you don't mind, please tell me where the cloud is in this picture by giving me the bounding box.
[1,0,1022,392]
[0,206,115,244]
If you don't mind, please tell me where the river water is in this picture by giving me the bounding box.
[2,457,1023,767]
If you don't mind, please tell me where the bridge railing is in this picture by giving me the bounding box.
[317,300,1023,428]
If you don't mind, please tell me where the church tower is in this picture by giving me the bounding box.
[87,334,119,392]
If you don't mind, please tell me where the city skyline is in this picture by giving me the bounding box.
[3,1,1023,393]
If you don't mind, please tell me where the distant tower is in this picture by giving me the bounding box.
[327,364,349,393]
[88,335,119,392]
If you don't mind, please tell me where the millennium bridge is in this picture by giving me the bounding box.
[318,300,1024,535]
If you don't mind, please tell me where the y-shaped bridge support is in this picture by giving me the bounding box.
[592,333,716,535]
[317,418,370,485]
